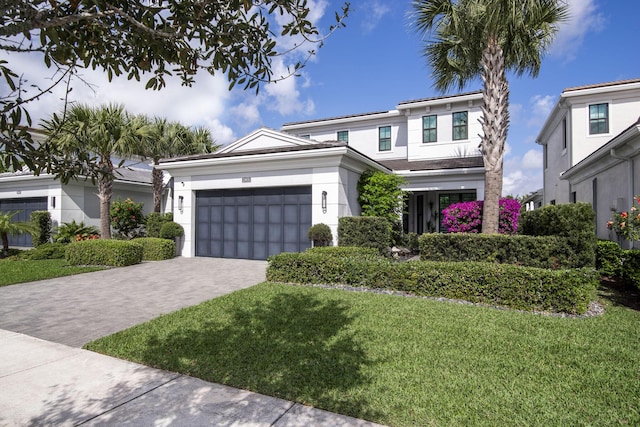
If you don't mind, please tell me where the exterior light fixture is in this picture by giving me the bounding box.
[178,195,184,212]
[322,191,327,213]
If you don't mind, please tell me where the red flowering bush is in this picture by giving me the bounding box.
[607,196,640,243]
[443,198,521,234]
[110,198,145,239]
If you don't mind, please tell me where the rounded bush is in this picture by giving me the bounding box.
[159,221,184,240]
[308,223,332,246]
[134,237,176,260]
[21,242,66,260]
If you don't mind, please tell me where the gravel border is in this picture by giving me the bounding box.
[285,282,605,318]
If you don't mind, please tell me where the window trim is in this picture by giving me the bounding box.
[422,115,437,143]
[588,103,609,135]
[378,126,392,152]
[452,111,468,141]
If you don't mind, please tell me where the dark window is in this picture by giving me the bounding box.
[379,126,391,151]
[300,134,310,139]
[562,118,567,150]
[589,103,609,134]
[337,130,349,143]
[550,199,556,205]
[422,115,437,143]
[544,145,548,169]
[571,191,577,203]
[416,195,424,234]
[452,111,468,140]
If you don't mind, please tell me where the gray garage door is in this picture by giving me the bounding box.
[196,186,312,260]
[0,197,48,247]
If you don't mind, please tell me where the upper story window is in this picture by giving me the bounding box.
[379,126,391,151]
[422,115,437,143]
[589,103,609,135]
[562,118,567,150]
[300,134,310,139]
[452,111,468,140]
[337,130,349,143]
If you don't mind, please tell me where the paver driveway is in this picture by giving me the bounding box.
[0,257,266,347]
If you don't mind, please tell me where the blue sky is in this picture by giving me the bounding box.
[7,0,639,197]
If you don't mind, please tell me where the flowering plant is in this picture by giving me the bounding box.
[443,198,520,234]
[110,198,145,239]
[607,196,640,243]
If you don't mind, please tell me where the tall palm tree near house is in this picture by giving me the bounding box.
[43,104,143,238]
[0,211,37,256]
[138,117,217,213]
[412,0,568,233]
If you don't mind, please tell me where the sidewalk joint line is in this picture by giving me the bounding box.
[270,401,296,426]
[74,374,183,426]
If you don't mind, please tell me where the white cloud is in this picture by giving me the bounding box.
[361,1,391,33]
[526,94,556,128]
[502,148,543,196]
[551,0,605,60]
[264,60,316,116]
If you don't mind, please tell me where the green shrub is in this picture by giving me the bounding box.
[622,250,640,289]
[54,220,100,243]
[159,221,184,240]
[307,223,333,246]
[30,210,52,247]
[145,212,173,238]
[304,245,382,259]
[65,239,143,266]
[596,240,624,277]
[402,232,419,252]
[267,252,599,314]
[134,237,176,260]
[519,202,597,267]
[419,233,591,269]
[21,242,66,260]
[338,216,391,254]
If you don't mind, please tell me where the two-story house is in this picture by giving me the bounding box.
[536,78,640,240]
[159,92,486,259]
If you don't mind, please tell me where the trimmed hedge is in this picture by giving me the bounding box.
[419,233,592,269]
[134,237,176,261]
[519,202,597,267]
[304,246,382,259]
[338,216,391,253]
[596,240,623,277]
[622,250,640,289]
[65,239,143,266]
[267,252,599,314]
[30,210,52,247]
[21,242,66,260]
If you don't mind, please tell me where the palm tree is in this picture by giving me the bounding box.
[43,104,143,238]
[138,117,217,212]
[412,0,568,233]
[0,211,37,256]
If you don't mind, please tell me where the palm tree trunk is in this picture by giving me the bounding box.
[1,232,8,255]
[152,165,164,213]
[480,36,509,234]
[98,162,113,239]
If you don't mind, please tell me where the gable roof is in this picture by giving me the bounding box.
[0,166,152,185]
[563,78,640,93]
[216,127,316,154]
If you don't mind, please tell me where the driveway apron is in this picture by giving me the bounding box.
[0,257,267,347]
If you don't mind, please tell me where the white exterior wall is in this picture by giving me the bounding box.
[285,113,408,161]
[569,90,640,164]
[404,100,483,161]
[542,114,571,205]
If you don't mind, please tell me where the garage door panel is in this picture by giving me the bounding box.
[0,197,47,247]
[196,187,311,260]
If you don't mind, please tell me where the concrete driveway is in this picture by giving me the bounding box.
[0,257,267,347]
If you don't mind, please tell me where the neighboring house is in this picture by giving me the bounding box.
[159,92,487,260]
[0,167,153,247]
[536,78,640,240]
[521,188,543,212]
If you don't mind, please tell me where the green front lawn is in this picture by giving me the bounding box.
[85,282,640,427]
[0,259,105,287]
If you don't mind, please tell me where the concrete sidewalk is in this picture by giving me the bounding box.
[0,330,384,426]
